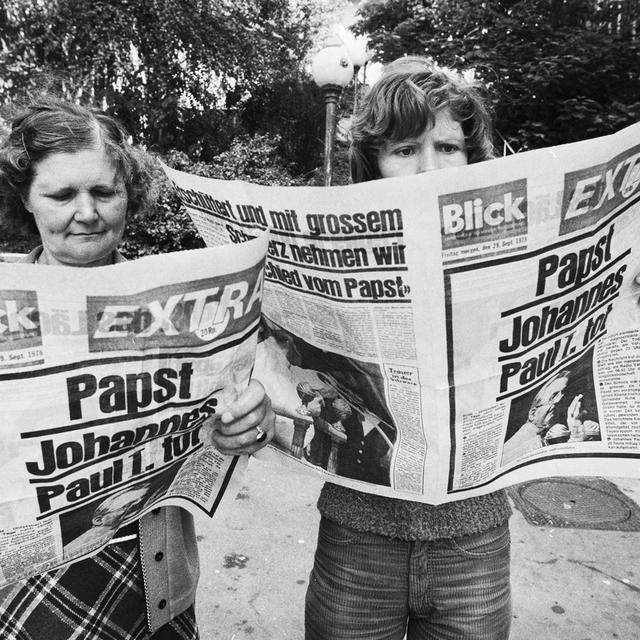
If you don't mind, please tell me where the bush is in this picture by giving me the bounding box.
[121,132,303,258]
[120,182,206,259]
[165,132,304,185]
[0,231,39,256]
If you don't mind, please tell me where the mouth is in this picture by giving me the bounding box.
[69,231,106,237]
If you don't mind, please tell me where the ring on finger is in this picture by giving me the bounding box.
[255,426,267,442]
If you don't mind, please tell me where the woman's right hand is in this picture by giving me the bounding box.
[207,379,275,456]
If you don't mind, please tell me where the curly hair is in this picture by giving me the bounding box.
[350,56,496,183]
[0,95,159,234]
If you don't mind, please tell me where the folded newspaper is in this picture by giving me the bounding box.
[163,121,640,507]
[0,239,266,585]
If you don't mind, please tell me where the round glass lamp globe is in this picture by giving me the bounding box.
[311,45,354,88]
[343,35,369,68]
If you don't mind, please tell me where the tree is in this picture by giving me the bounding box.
[353,0,640,152]
[0,0,340,160]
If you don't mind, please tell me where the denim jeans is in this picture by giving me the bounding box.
[305,517,511,640]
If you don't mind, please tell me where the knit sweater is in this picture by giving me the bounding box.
[318,483,512,541]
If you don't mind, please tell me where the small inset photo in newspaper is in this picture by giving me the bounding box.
[257,317,397,487]
[501,347,601,466]
[59,469,178,561]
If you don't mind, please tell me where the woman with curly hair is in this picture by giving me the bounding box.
[305,57,512,640]
[0,95,275,639]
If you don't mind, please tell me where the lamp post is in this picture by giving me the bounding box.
[311,44,353,186]
[339,33,369,116]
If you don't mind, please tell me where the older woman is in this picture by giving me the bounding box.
[0,95,275,639]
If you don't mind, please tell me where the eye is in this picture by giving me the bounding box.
[92,188,117,199]
[437,142,465,154]
[436,140,467,155]
[393,146,416,157]
[47,190,74,202]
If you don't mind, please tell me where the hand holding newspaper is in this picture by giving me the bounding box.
[163,121,640,505]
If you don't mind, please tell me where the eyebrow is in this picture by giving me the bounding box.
[386,137,421,145]
[36,176,119,191]
[433,135,467,145]
[35,184,74,195]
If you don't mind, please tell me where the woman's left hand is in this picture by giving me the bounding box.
[208,379,275,455]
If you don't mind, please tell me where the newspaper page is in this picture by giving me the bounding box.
[162,121,640,505]
[0,236,267,586]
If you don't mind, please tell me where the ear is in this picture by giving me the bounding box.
[20,193,32,214]
[19,193,39,235]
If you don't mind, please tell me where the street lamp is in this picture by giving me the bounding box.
[338,31,369,115]
[311,43,353,186]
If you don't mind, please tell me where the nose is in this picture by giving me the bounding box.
[73,192,99,222]
[417,147,440,173]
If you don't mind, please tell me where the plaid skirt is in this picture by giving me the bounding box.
[0,538,198,640]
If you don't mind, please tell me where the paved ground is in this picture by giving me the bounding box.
[193,458,640,640]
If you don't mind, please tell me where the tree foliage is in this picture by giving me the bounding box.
[240,76,328,177]
[0,0,335,160]
[121,132,302,257]
[354,0,640,152]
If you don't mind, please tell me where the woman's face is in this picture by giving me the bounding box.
[24,146,128,267]
[377,108,468,179]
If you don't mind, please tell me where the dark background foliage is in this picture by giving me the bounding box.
[354,0,640,152]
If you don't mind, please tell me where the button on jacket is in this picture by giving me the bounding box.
[140,507,199,631]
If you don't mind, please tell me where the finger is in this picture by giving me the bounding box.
[568,394,582,408]
[216,399,270,436]
[212,389,276,454]
[216,396,272,437]
[220,379,266,425]
[211,432,268,455]
[210,411,275,455]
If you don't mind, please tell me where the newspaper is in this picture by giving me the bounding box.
[0,236,267,585]
[164,121,640,506]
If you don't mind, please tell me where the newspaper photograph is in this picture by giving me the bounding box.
[0,236,267,585]
[162,120,640,505]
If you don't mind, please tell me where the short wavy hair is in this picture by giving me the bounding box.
[350,56,496,183]
[0,95,158,234]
